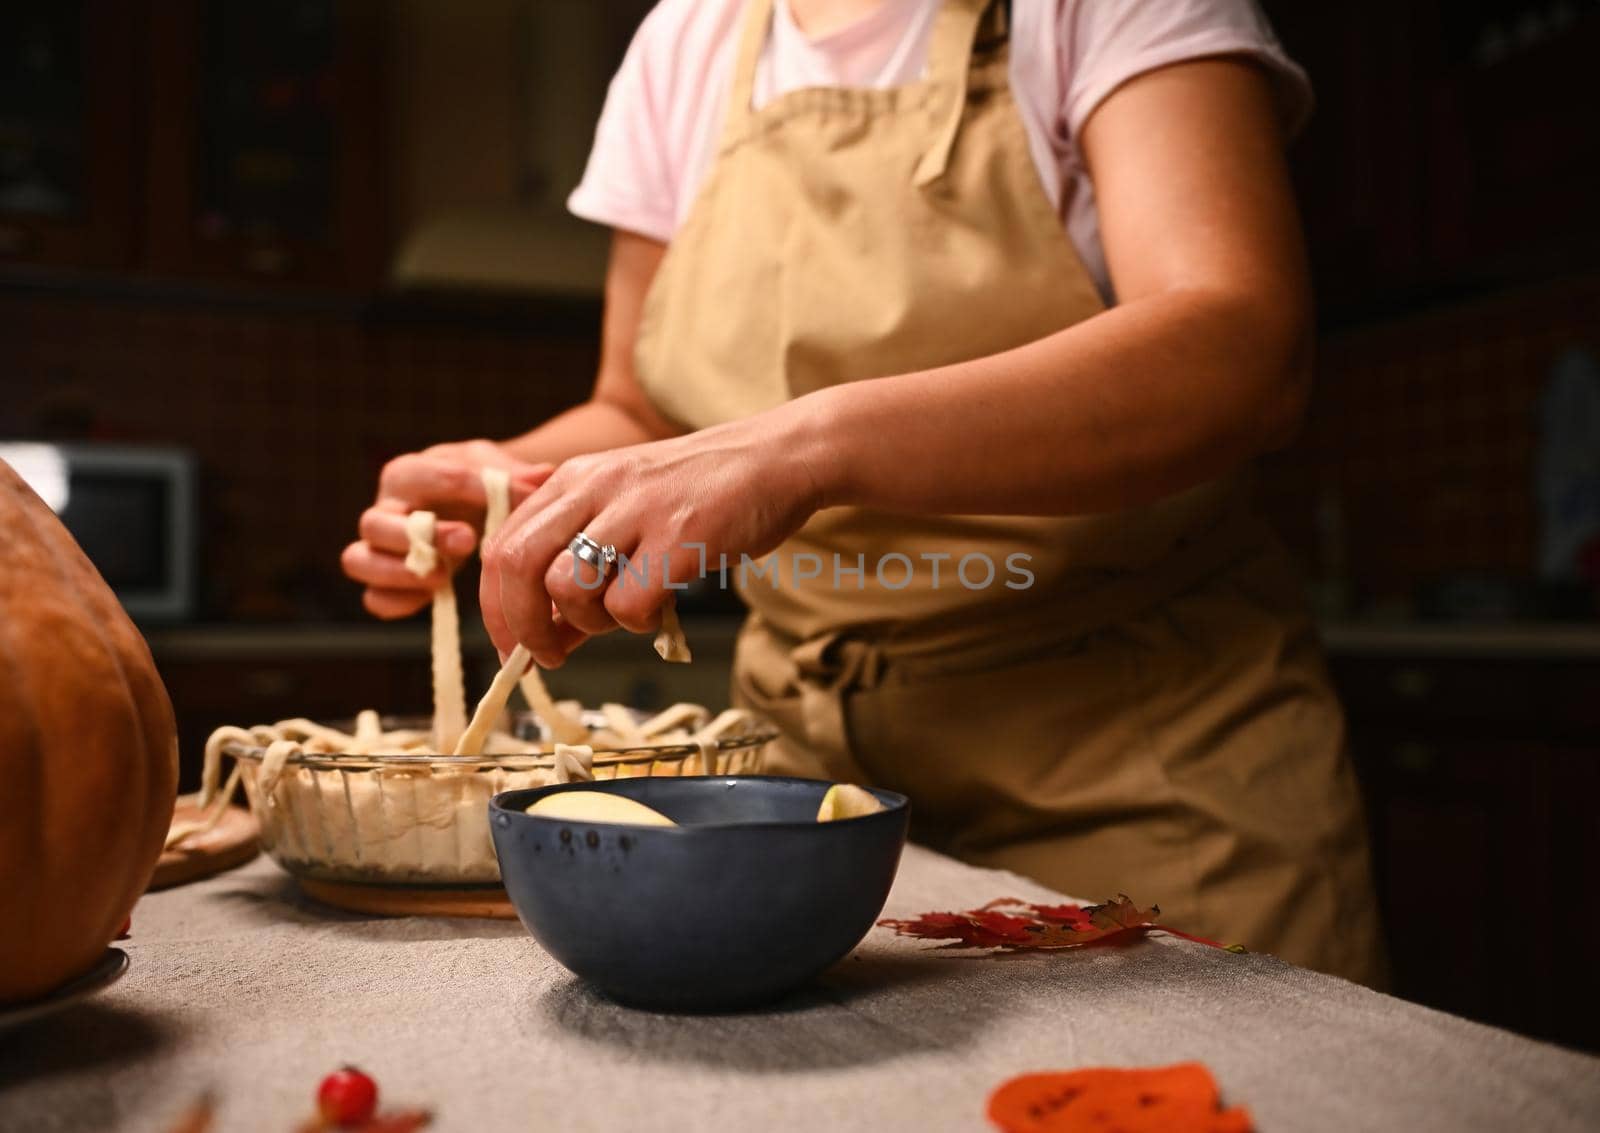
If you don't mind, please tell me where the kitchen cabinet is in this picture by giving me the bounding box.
[2,0,386,290]
[1,0,654,296]
[1329,642,1600,1051]
[1263,0,1600,320]
[0,1,139,272]
[142,0,387,290]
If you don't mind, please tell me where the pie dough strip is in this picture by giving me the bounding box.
[165,759,245,849]
[428,585,468,752]
[198,725,256,809]
[553,743,595,784]
[404,510,438,574]
[654,600,692,663]
[258,739,299,801]
[405,509,468,752]
[600,702,644,743]
[347,709,383,755]
[638,702,711,738]
[476,466,590,744]
[692,708,754,745]
[481,466,511,539]
[520,666,590,745]
[679,709,753,776]
[272,718,356,746]
[455,644,531,756]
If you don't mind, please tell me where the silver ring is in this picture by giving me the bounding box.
[568,531,617,573]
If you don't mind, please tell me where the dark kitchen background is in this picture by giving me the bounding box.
[2,1,1597,1050]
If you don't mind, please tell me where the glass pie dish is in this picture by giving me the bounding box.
[221,712,777,891]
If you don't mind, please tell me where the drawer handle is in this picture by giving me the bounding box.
[1391,742,1437,773]
[1388,667,1435,698]
[0,225,35,257]
[243,246,294,276]
[242,669,296,699]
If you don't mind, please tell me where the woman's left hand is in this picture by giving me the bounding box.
[480,412,827,667]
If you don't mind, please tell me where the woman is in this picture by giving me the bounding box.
[344,0,1384,985]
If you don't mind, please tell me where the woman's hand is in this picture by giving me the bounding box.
[480,412,828,667]
[342,439,553,619]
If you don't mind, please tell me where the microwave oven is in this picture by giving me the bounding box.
[1,442,197,622]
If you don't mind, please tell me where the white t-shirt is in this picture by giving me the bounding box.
[569,0,1311,302]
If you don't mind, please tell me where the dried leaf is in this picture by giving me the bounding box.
[879,895,1232,954]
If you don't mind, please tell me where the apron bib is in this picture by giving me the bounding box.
[633,0,1384,985]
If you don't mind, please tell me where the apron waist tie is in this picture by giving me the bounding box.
[752,500,1270,766]
[791,633,888,758]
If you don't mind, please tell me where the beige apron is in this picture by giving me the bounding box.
[634,0,1385,985]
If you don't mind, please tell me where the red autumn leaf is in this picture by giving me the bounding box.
[967,911,1039,945]
[878,894,1219,953]
[1020,903,1094,930]
[879,909,1037,949]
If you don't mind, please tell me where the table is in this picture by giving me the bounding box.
[3,848,1597,1132]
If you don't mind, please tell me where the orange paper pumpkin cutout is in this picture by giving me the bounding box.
[988,1063,1254,1133]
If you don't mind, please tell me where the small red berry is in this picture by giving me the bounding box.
[317,1066,378,1128]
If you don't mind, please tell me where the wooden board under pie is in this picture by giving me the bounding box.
[150,805,260,890]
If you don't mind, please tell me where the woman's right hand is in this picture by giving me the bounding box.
[341,439,553,619]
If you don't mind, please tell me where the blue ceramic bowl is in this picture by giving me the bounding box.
[489,776,909,1012]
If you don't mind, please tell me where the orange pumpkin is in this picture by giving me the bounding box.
[0,460,177,1003]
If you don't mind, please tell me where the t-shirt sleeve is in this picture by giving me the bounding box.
[567,6,681,242]
[1058,0,1314,142]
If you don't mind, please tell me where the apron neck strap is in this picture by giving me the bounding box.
[723,0,778,146]
[914,0,1004,187]
[722,0,1007,168]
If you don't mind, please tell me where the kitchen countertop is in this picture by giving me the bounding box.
[143,617,1600,662]
[1318,620,1600,659]
[140,616,747,660]
[3,851,1596,1132]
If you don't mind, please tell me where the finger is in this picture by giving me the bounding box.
[378,455,487,521]
[340,540,453,591]
[510,462,556,504]
[537,617,597,669]
[371,498,477,558]
[362,586,431,620]
[603,543,671,634]
[497,534,559,667]
[493,495,590,667]
[479,529,517,660]
[361,507,477,559]
[547,546,624,637]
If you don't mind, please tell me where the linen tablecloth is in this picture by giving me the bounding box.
[2,847,1596,1131]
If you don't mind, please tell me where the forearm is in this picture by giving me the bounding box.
[791,288,1310,517]
[499,398,665,467]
